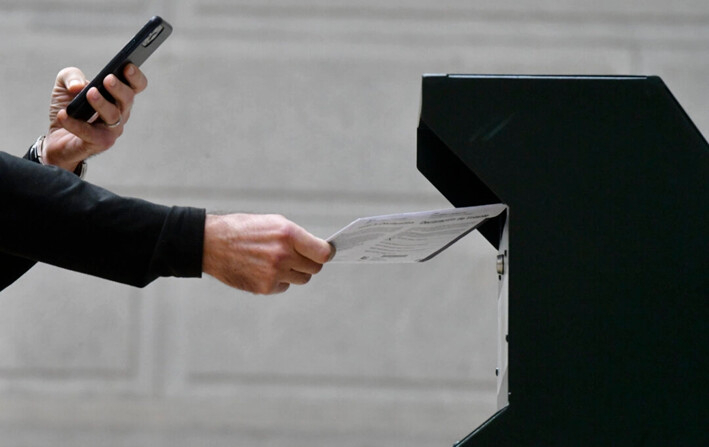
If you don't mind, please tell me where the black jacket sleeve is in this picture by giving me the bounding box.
[0,151,206,290]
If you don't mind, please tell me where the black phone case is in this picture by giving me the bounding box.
[67,16,172,121]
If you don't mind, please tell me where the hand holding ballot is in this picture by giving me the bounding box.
[202,214,334,294]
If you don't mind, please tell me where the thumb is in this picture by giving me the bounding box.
[292,227,335,264]
[58,67,89,94]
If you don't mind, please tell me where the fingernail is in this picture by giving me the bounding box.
[68,79,82,89]
[126,65,135,76]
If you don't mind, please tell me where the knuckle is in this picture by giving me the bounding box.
[276,222,298,243]
[270,214,289,226]
[100,132,119,148]
[253,284,270,295]
[268,220,295,243]
[259,269,281,292]
[57,66,78,80]
[255,280,278,295]
[268,248,290,269]
[123,88,136,103]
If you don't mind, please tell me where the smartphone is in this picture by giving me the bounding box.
[67,16,173,121]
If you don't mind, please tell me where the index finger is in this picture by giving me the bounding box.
[292,226,335,264]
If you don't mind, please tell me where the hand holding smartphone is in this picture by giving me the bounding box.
[67,16,172,121]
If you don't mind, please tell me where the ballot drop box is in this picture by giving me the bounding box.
[417,75,708,446]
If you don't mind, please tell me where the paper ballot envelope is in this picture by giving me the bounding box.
[327,204,506,263]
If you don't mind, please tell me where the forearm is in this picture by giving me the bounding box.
[0,152,205,288]
[0,138,90,288]
[0,144,50,289]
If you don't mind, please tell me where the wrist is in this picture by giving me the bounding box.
[40,134,69,167]
[25,135,46,165]
[202,214,225,276]
[41,134,87,178]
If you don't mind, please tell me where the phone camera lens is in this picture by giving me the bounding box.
[142,25,164,47]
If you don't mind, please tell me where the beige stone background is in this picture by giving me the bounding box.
[1,1,709,446]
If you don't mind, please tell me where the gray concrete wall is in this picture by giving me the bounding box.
[1,1,708,446]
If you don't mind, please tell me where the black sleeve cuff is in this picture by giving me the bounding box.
[149,206,206,279]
